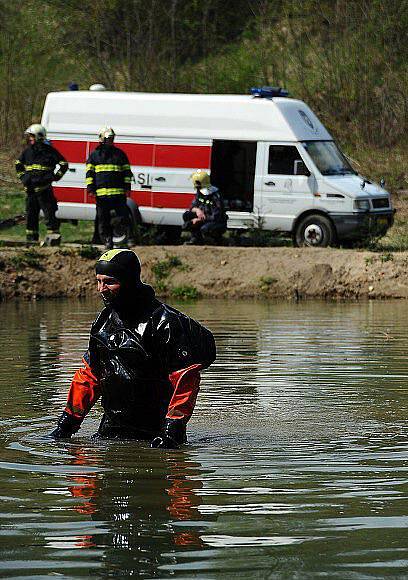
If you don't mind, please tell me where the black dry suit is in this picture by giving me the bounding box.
[51,250,216,448]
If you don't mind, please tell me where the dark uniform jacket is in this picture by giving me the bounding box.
[86,144,133,197]
[15,143,68,193]
[192,187,227,225]
[63,289,216,439]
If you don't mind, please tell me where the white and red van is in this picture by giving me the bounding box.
[41,88,393,246]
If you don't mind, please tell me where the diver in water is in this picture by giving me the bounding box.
[50,249,216,448]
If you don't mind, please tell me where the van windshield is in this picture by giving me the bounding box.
[302,141,356,176]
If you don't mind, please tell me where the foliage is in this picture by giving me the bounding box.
[152,255,183,281]
[259,276,277,292]
[0,0,406,153]
[79,245,100,259]
[9,248,43,269]
[379,251,394,263]
[151,254,187,293]
[171,285,200,300]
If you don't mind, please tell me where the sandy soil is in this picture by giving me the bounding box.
[0,244,407,302]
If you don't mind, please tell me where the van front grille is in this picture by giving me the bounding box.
[372,198,389,209]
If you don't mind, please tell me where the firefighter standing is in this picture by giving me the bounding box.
[50,249,216,448]
[182,170,227,245]
[86,127,133,250]
[15,124,68,244]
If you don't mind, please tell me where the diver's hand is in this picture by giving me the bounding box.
[150,418,186,449]
[50,411,81,439]
[150,434,179,449]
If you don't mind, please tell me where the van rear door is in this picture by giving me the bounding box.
[258,143,315,232]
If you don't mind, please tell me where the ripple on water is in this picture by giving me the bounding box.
[0,298,407,577]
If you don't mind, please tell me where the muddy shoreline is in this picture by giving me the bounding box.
[1,244,407,302]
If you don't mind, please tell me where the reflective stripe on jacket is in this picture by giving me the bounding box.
[86,144,133,196]
[15,143,68,193]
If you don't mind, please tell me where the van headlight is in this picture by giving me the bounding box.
[354,199,370,211]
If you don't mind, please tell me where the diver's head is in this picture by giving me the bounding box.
[95,249,143,307]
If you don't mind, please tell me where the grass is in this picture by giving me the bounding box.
[1,158,408,251]
[259,276,278,292]
[0,189,95,244]
[8,248,44,270]
[171,285,200,300]
[151,255,188,293]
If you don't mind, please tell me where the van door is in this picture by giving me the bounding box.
[258,143,315,232]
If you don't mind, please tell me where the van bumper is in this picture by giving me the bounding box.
[331,210,394,241]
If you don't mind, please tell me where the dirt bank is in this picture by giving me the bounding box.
[0,244,407,302]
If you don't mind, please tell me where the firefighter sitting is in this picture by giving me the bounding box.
[86,127,133,250]
[15,124,68,244]
[182,170,228,245]
[50,249,216,448]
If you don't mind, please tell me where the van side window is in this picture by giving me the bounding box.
[268,145,303,175]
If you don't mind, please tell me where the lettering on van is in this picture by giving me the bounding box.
[137,172,152,187]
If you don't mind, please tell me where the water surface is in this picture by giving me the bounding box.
[0,298,407,578]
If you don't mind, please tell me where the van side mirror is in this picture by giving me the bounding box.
[294,160,310,176]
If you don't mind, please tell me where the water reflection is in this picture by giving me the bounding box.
[61,443,206,576]
[0,298,407,577]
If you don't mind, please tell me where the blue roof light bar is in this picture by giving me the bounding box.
[250,86,289,98]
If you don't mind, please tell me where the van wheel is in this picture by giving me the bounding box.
[112,202,141,246]
[294,214,335,247]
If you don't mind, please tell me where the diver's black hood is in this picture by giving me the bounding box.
[95,249,156,319]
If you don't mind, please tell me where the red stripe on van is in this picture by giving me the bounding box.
[154,145,211,168]
[87,142,155,166]
[153,192,194,209]
[52,140,211,168]
[54,186,194,211]
[52,141,87,163]
[54,186,86,203]
[131,190,152,206]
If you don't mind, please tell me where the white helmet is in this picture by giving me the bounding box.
[25,124,47,141]
[98,126,115,142]
[89,83,107,91]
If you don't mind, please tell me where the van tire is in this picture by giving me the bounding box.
[111,199,142,246]
[294,214,335,248]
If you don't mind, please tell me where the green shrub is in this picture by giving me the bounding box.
[152,255,184,282]
[171,285,200,300]
[259,276,277,292]
[9,248,43,270]
[79,245,100,260]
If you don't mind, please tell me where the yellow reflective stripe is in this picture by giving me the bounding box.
[86,177,94,184]
[15,160,21,164]
[16,171,24,177]
[98,248,132,262]
[124,177,131,182]
[59,161,68,165]
[96,188,125,196]
[122,164,131,170]
[25,164,52,171]
[86,164,95,171]
[95,164,123,172]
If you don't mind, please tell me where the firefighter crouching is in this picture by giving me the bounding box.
[50,249,216,447]
[182,170,228,245]
[86,127,133,250]
[15,124,68,244]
